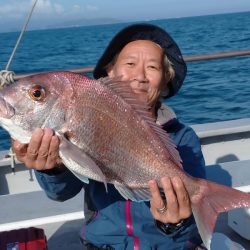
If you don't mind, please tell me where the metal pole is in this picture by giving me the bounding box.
[13,49,250,80]
[9,148,16,174]
[184,49,250,62]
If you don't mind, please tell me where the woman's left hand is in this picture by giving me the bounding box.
[148,176,192,224]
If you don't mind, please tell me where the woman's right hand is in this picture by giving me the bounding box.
[12,128,61,170]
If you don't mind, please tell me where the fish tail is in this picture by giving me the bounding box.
[191,179,250,250]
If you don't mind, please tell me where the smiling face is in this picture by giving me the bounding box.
[107,40,168,111]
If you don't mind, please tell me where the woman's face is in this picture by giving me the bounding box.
[107,40,167,107]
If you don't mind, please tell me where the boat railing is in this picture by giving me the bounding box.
[0,148,19,171]
[12,49,250,80]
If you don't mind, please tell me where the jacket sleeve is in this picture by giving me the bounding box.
[35,168,84,201]
[164,118,206,178]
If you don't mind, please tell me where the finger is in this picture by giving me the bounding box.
[45,135,60,169]
[148,180,165,209]
[172,176,191,218]
[161,177,179,222]
[36,128,54,169]
[12,139,28,162]
[25,128,44,167]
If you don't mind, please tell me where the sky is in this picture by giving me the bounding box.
[1,0,250,32]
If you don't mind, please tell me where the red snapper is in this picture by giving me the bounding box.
[0,71,250,249]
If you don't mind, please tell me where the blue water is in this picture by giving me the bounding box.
[0,12,250,150]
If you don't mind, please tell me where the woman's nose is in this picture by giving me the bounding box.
[133,66,148,82]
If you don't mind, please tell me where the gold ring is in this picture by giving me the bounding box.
[156,204,167,214]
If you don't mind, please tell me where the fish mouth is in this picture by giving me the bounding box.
[0,94,15,119]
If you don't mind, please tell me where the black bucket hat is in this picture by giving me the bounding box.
[93,23,187,98]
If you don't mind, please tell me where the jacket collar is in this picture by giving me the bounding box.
[156,103,176,126]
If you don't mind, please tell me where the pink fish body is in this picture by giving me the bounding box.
[0,71,250,249]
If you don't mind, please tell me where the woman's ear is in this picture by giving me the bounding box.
[159,72,171,98]
[165,71,171,84]
[160,72,171,91]
[106,63,115,77]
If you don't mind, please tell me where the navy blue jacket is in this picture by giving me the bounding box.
[35,111,206,250]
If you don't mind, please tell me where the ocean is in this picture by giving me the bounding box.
[0,11,250,150]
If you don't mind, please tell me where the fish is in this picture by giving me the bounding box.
[0,71,250,249]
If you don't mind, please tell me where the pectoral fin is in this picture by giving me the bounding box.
[114,183,151,201]
[57,132,107,191]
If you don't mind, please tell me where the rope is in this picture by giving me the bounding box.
[0,70,15,89]
[0,0,39,88]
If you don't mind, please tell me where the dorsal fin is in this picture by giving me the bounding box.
[99,77,182,167]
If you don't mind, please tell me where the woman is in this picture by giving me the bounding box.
[13,24,206,249]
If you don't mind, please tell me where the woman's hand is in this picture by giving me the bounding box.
[149,176,192,224]
[12,128,61,170]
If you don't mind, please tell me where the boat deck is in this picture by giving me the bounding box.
[1,160,250,249]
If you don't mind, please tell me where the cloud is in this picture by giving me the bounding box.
[85,5,98,12]
[72,4,81,11]
[0,1,30,19]
[34,0,65,16]
[0,0,101,32]
[0,0,64,19]
[70,4,99,14]
[35,0,53,14]
[54,4,64,14]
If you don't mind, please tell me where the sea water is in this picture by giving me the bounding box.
[0,11,249,150]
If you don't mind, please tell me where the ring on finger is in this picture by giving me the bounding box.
[156,204,167,214]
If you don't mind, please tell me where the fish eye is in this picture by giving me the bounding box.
[28,85,46,101]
